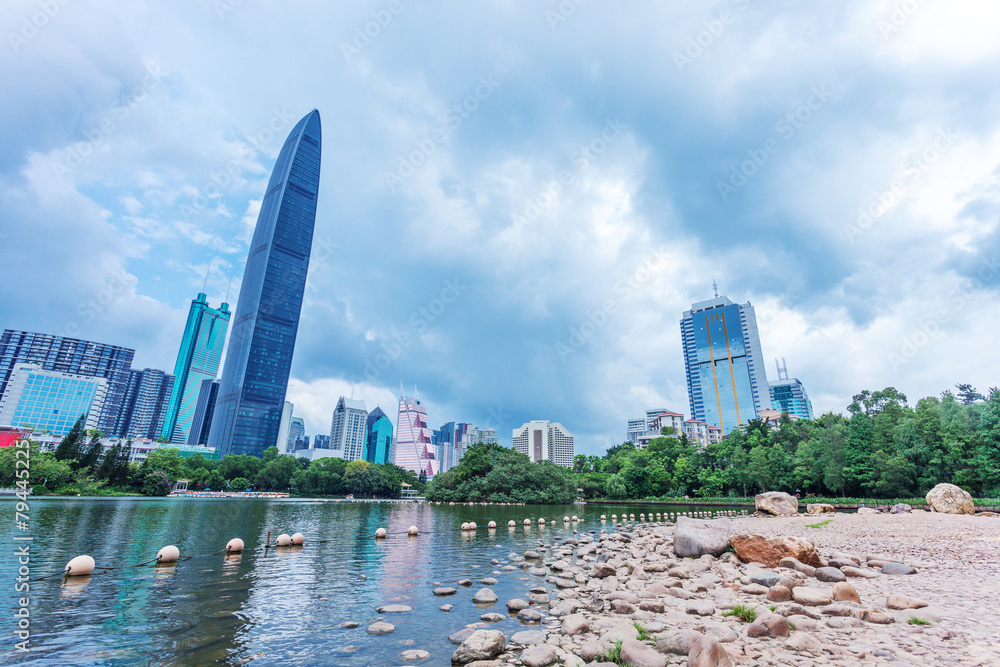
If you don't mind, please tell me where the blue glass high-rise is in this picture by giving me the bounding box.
[365,407,393,465]
[208,110,322,458]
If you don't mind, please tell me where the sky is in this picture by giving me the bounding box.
[2,0,999,455]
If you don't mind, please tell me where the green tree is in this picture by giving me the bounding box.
[142,470,172,496]
[604,473,628,499]
[54,415,86,462]
[229,477,251,491]
[254,455,300,491]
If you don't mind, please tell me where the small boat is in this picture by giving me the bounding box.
[574,498,586,505]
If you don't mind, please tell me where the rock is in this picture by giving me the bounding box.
[611,599,637,614]
[750,572,782,587]
[521,644,560,667]
[814,567,846,583]
[400,649,430,661]
[755,491,799,516]
[863,609,894,624]
[601,622,639,644]
[792,587,831,606]
[439,604,453,612]
[831,582,860,603]
[747,613,790,638]
[890,503,912,514]
[511,630,547,645]
[785,614,819,631]
[434,587,457,596]
[687,635,733,667]
[377,604,413,613]
[899,607,941,623]
[886,593,928,609]
[785,631,824,652]
[339,621,359,628]
[472,588,498,604]
[449,628,480,644]
[591,562,617,578]
[457,579,473,586]
[926,483,975,514]
[767,585,792,602]
[730,534,821,568]
[619,639,666,667]
[562,614,590,635]
[703,624,738,643]
[806,503,835,514]
[480,613,505,622]
[827,557,857,569]
[506,598,528,611]
[517,608,543,623]
[673,516,734,558]
[480,577,497,585]
[366,622,395,635]
[857,507,879,515]
[669,587,695,599]
[841,566,878,579]
[881,562,917,575]
[686,601,716,616]
[451,630,506,664]
[639,599,665,613]
[655,629,702,655]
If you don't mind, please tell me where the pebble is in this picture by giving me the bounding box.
[366,622,395,635]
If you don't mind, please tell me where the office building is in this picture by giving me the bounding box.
[458,426,499,459]
[312,434,330,449]
[512,420,574,467]
[329,397,368,460]
[768,359,814,420]
[0,330,134,435]
[162,292,230,444]
[0,363,108,436]
[287,416,305,452]
[681,295,770,434]
[276,401,294,453]
[186,379,219,446]
[393,393,437,477]
[208,110,322,458]
[116,368,175,440]
[433,421,471,472]
[365,407,393,465]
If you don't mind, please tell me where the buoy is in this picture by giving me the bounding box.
[538,518,545,525]
[469,522,477,530]
[375,528,387,538]
[523,519,531,525]
[563,516,570,522]
[156,545,180,563]
[488,520,496,529]
[601,514,607,520]
[640,514,645,520]
[508,520,516,527]
[291,533,305,545]
[64,555,95,576]
[226,538,244,553]
[408,526,419,536]
[611,514,617,521]
[461,522,470,531]
[276,533,292,546]
[571,516,578,522]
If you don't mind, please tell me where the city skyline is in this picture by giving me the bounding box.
[3,2,999,456]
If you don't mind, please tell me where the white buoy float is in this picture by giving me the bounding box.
[461,522,470,531]
[276,533,292,547]
[601,514,607,520]
[538,518,545,525]
[291,533,305,545]
[156,545,180,563]
[488,520,496,529]
[611,514,617,521]
[226,538,244,553]
[508,520,516,527]
[571,515,578,522]
[523,519,531,525]
[563,516,570,522]
[64,555,95,576]
[408,525,419,536]
[375,528,387,538]
[469,522,477,530]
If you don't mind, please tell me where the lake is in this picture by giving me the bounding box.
[0,498,742,666]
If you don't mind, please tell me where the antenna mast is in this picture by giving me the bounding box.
[712,278,719,298]
[775,357,789,381]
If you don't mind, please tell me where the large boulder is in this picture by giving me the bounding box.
[452,630,506,664]
[806,503,835,514]
[755,491,799,516]
[729,534,821,567]
[889,503,912,514]
[925,483,975,515]
[673,516,734,558]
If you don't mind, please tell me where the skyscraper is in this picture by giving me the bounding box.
[287,416,305,452]
[393,392,438,477]
[186,379,219,445]
[681,295,770,433]
[0,363,107,436]
[162,293,230,444]
[365,406,393,465]
[0,330,134,435]
[208,110,322,458]
[329,397,368,460]
[432,421,471,472]
[512,420,574,467]
[116,368,175,440]
[768,359,814,420]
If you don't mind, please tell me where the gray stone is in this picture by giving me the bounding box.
[672,516,734,558]
[619,639,666,667]
[480,577,497,585]
[750,571,782,587]
[434,587,457,596]
[506,598,528,612]
[366,622,395,635]
[439,604,453,612]
[517,608,543,623]
[792,587,831,606]
[339,621,358,628]
[480,613,505,622]
[890,503,912,514]
[704,624,739,643]
[686,600,716,616]
[881,562,917,575]
[562,613,590,635]
[377,604,413,613]
[449,628,478,644]
[510,630,547,645]
[451,630,506,664]
[601,622,639,644]
[814,567,846,583]
[925,483,975,514]
[521,644,560,667]
[755,491,799,516]
[472,588,498,604]
[655,629,702,655]
[399,649,430,661]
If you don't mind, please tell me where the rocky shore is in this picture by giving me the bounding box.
[429,510,1000,666]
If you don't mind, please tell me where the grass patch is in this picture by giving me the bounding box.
[805,519,833,528]
[632,622,651,641]
[789,622,796,631]
[768,605,776,611]
[598,640,624,665]
[722,604,757,623]
[908,617,930,626]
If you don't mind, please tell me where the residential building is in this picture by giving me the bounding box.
[512,420,574,467]
[208,110,322,458]
[626,417,646,445]
[768,359,814,420]
[365,407,393,465]
[162,292,231,444]
[634,410,685,449]
[186,379,219,446]
[393,392,437,477]
[0,330,134,436]
[0,363,107,436]
[681,295,770,434]
[433,422,471,472]
[329,397,368,460]
[116,368,175,440]
[682,418,724,448]
[458,426,499,460]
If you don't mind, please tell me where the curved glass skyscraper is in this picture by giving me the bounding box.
[208,110,321,458]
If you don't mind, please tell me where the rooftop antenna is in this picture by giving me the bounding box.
[224,278,233,303]
[712,278,719,298]
[776,357,789,381]
[399,380,404,400]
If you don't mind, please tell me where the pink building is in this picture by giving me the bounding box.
[392,393,438,478]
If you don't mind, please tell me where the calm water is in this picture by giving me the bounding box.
[0,498,740,666]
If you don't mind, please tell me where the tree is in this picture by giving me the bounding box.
[54,415,86,462]
[74,433,104,472]
[229,477,251,491]
[141,448,184,482]
[254,455,299,490]
[142,470,172,496]
[956,383,985,405]
[604,473,628,499]
[262,446,280,464]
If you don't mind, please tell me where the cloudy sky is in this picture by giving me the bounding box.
[2,1,999,454]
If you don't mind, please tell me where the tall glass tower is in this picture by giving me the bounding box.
[365,407,393,465]
[208,110,322,458]
[680,295,770,434]
[162,293,230,443]
[393,393,438,478]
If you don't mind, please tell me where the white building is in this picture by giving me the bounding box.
[634,410,685,449]
[329,397,368,460]
[458,426,499,460]
[512,420,574,467]
[277,401,294,453]
[0,363,108,436]
[682,418,724,448]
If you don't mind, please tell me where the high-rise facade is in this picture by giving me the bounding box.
[458,426,499,459]
[116,368,175,440]
[162,293,230,444]
[186,379,219,445]
[769,379,814,420]
[208,110,322,458]
[512,420,574,467]
[0,363,107,436]
[681,296,770,434]
[0,330,134,435]
[393,394,438,477]
[433,421,471,472]
[365,407,393,465]
[287,416,305,452]
[329,397,368,460]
